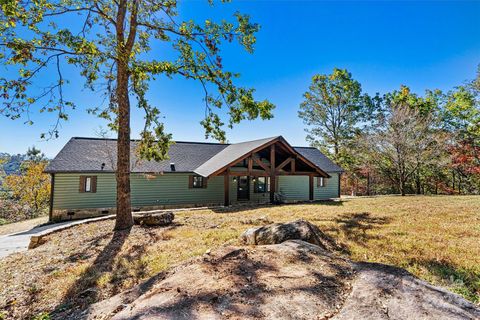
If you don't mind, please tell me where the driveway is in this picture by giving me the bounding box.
[0,216,113,259]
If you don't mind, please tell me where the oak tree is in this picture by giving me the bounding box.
[0,0,274,229]
[298,68,371,165]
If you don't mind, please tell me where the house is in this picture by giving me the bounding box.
[45,136,343,221]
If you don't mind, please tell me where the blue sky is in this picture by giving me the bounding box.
[1,1,479,157]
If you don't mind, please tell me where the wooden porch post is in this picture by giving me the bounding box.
[248,156,253,175]
[270,144,276,203]
[224,170,230,206]
[309,175,314,201]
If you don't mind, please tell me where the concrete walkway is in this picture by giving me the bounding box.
[0,216,114,259]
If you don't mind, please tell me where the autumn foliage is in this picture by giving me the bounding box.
[301,68,480,196]
[3,162,50,219]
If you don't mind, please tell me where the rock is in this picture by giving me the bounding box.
[28,235,47,249]
[240,219,340,251]
[86,240,480,320]
[88,240,353,320]
[332,262,480,320]
[133,211,174,226]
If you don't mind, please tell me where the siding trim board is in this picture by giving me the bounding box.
[49,173,55,221]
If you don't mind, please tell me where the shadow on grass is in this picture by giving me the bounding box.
[49,227,157,319]
[313,200,346,206]
[325,212,391,246]
[212,200,345,214]
[408,258,480,303]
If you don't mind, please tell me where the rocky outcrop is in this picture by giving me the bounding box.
[86,240,354,320]
[84,241,480,320]
[83,220,480,320]
[240,219,341,251]
[333,262,480,320]
[133,211,174,227]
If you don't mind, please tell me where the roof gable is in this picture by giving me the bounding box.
[194,136,279,177]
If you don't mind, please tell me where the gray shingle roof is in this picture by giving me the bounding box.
[294,147,344,173]
[45,137,228,173]
[194,136,279,177]
[45,137,344,174]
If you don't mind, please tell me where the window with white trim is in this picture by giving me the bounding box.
[85,177,92,192]
[317,177,325,187]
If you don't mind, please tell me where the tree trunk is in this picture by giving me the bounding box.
[452,170,455,190]
[415,171,421,195]
[366,171,371,196]
[350,175,356,196]
[400,179,406,196]
[115,62,134,230]
[458,175,461,194]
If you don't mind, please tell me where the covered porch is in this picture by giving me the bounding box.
[194,136,330,206]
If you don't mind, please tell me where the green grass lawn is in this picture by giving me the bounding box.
[1,195,479,319]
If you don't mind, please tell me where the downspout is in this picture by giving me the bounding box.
[49,173,55,222]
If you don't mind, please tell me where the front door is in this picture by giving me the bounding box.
[237,176,250,200]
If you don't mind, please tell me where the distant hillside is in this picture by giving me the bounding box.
[0,152,26,175]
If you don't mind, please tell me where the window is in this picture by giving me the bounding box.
[254,177,268,193]
[189,175,207,188]
[79,176,97,193]
[317,177,325,187]
[85,177,92,192]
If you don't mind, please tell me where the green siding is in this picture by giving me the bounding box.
[53,173,116,209]
[314,173,340,200]
[228,176,236,203]
[131,174,224,206]
[53,173,225,209]
[53,172,340,210]
[277,173,340,201]
[278,176,310,201]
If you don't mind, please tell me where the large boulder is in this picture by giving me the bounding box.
[240,219,340,251]
[85,240,480,320]
[133,211,174,226]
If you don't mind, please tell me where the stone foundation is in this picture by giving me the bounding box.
[51,202,222,222]
[51,199,332,222]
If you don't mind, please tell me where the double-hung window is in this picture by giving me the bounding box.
[189,175,207,188]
